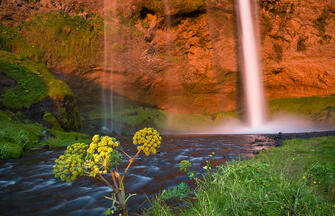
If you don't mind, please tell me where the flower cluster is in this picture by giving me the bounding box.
[133,128,161,156]
[86,135,120,176]
[53,143,88,183]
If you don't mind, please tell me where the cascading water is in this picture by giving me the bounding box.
[236,0,265,128]
[102,0,110,132]
[102,0,119,134]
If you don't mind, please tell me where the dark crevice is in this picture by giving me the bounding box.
[164,8,207,27]
[139,7,155,19]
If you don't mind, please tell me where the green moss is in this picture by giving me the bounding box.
[0,24,17,51]
[43,112,63,130]
[0,110,15,122]
[269,96,335,123]
[0,111,45,151]
[0,143,23,160]
[0,50,80,131]
[1,12,103,74]
[0,53,48,108]
[0,109,89,159]
[0,50,73,108]
[45,129,90,147]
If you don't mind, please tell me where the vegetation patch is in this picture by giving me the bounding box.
[146,136,335,215]
[0,12,103,74]
[44,129,90,147]
[0,50,81,131]
[0,110,89,160]
[269,96,335,124]
[0,50,73,108]
[0,143,23,160]
[83,102,237,134]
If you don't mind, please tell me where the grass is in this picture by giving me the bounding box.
[146,136,335,215]
[0,110,90,159]
[269,96,335,124]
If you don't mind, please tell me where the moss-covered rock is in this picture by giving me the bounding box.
[0,110,45,156]
[0,110,90,159]
[0,12,103,75]
[43,129,90,147]
[0,50,81,131]
[0,143,23,159]
[269,96,335,124]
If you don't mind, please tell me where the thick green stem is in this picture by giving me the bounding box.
[117,190,128,216]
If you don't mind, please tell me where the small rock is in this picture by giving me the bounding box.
[253,150,260,155]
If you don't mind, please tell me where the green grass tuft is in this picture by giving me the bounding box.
[146,136,335,215]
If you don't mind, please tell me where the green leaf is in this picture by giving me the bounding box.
[105,208,111,215]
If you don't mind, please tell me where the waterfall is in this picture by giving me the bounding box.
[102,0,109,131]
[102,0,117,133]
[236,0,265,128]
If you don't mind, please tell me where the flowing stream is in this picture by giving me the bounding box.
[0,135,270,216]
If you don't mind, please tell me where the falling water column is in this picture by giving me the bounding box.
[102,0,118,133]
[236,0,265,128]
[102,0,109,131]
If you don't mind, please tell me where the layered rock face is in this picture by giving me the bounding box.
[1,0,334,116]
[260,0,335,99]
[95,0,238,114]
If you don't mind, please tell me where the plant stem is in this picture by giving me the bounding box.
[110,171,119,191]
[98,173,116,191]
[120,150,141,185]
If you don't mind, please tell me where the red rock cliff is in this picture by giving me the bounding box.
[1,0,334,114]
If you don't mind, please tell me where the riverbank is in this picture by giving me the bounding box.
[0,110,90,160]
[146,135,335,215]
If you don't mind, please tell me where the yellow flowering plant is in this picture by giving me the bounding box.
[53,128,162,216]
